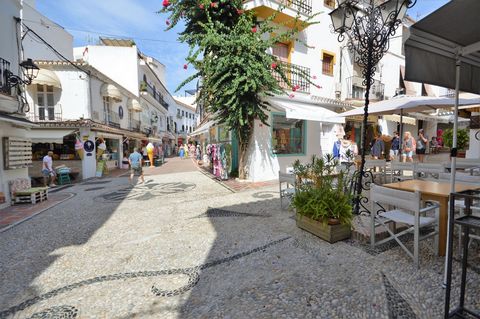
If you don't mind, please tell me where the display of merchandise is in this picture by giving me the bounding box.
[206,143,230,180]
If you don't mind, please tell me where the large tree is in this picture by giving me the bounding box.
[162,0,317,179]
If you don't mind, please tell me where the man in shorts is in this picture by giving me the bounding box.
[42,151,56,187]
[129,148,144,185]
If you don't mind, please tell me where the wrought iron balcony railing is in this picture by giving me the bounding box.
[106,111,120,128]
[28,104,63,122]
[146,83,169,110]
[246,0,313,16]
[272,61,311,93]
[129,119,141,132]
[0,57,12,95]
[346,76,385,101]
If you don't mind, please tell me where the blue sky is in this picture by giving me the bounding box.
[34,0,450,95]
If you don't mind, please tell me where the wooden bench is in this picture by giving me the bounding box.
[9,178,48,205]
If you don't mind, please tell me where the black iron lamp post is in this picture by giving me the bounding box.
[7,58,40,88]
[329,0,415,215]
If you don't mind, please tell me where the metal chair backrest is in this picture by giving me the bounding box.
[279,171,296,185]
[371,184,421,213]
[438,172,480,183]
[365,159,387,170]
[415,163,446,178]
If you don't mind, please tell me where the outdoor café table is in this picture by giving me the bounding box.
[382,179,478,256]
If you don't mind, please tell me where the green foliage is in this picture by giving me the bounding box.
[442,128,469,150]
[160,0,319,177]
[291,155,353,226]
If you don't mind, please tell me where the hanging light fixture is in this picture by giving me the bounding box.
[329,0,416,215]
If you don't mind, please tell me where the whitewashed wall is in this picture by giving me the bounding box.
[23,1,73,61]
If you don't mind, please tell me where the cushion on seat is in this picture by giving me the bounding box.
[380,209,436,227]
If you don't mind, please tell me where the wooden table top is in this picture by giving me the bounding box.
[383,179,478,198]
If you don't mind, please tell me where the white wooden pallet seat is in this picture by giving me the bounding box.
[9,178,48,205]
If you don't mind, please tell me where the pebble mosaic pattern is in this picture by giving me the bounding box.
[98,181,196,202]
[194,208,271,219]
[81,180,111,185]
[382,273,417,319]
[84,187,105,192]
[0,237,289,318]
[28,305,78,319]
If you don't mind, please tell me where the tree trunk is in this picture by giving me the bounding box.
[238,140,249,180]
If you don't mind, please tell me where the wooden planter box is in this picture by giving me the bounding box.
[296,213,351,243]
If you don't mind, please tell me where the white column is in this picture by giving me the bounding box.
[80,128,96,179]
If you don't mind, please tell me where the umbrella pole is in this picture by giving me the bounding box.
[443,59,461,287]
[400,109,404,158]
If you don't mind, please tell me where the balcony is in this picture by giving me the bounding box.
[129,119,141,132]
[106,111,120,128]
[243,0,312,30]
[0,58,12,95]
[142,82,169,110]
[28,104,63,122]
[346,76,385,101]
[272,61,310,93]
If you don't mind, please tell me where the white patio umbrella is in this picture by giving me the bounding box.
[404,0,480,287]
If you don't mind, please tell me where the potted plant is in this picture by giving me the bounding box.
[291,154,353,243]
[139,81,148,95]
[442,128,469,158]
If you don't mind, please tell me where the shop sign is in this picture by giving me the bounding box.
[84,140,95,152]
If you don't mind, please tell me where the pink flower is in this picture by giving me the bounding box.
[162,0,170,7]
[199,3,204,9]
[315,84,322,89]
[166,19,170,26]
[237,9,244,14]
[210,2,218,8]
[251,26,257,33]
[183,64,188,70]
[295,85,300,90]
[271,63,277,69]
[289,94,295,99]
[312,75,317,79]
[292,87,297,92]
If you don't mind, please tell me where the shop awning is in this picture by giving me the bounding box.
[399,65,417,96]
[273,100,345,124]
[33,69,61,89]
[101,83,122,101]
[127,98,142,112]
[28,129,76,143]
[191,119,217,136]
[338,96,480,117]
[382,114,416,126]
[162,132,175,140]
[0,113,37,127]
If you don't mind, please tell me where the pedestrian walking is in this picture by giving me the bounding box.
[179,144,185,159]
[370,134,385,159]
[195,145,201,162]
[128,147,144,185]
[416,129,428,163]
[401,131,415,162]
[42,151,56,187]
[389,131,400,160]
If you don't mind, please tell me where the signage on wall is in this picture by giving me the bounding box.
[118,106,124,119]
[84,140,95,153]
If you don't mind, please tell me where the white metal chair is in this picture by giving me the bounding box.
[365,159,387,184]
[390,161,416,183]
[370,184,440,267]
[414,162,446,179]
[279,171,296,209]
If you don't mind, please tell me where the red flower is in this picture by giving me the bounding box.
[237,9,244,14]
[183,64,188,70]
[199,3,204,9]
[292,87,297,92]
[166,19,170,26]
[251,26,257,33]
[162,0,170,7]
[271,63,277,69]
[210,2,218,8]
[295,85,300,90]
[312,75,317,80]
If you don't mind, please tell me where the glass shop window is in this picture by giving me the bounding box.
[272,113,305,155]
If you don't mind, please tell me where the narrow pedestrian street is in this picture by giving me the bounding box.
[0,158,477,319]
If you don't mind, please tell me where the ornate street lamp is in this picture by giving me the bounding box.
[7,58,40,88]
[329,0,415,215]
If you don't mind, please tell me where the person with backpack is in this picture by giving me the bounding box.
[128,148,144,185]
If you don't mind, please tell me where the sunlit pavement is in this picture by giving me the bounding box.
[0,158,478,318]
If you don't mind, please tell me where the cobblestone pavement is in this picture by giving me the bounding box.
[0,159,479,318]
